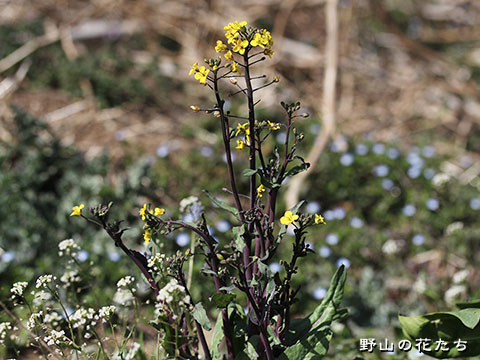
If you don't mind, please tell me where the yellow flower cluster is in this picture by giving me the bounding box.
[139,204,165,245]
[267,120,280,131]
[224,21,247,44]
[235,122,251,150]
[257,184,266,198]
[189,63,210,84]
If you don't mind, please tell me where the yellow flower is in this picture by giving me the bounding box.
[264,48,274,58]
[213,65,218,71]
[280,210,299,225]
[154,208,165,217]
[189,62,198,76]
[250,32,263,47]
[273,76,279,83]
[194,66,210,84]
[231,61,241,74]
[232,38,249,55]
[70,204,84,217]
[257,184,266,198]
[190,105,200,112]
[139,203,149,221]
[224,21,247,43]
[315,214,326,225]
[224,51,234,61]
[267,120,280,131]
[215,40,228,53]
[235,122,249,136]
[260,29,273,47]
[236,139,245,150]
[144,228,152,245]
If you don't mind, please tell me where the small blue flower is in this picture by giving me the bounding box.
[156,145,170,158]
[422,145,436,158]
[470,197,480,210]
[408,166,422,179]
[333,207,346,220]
[108,252,121,262]
[1,251,15,263]
[350,217,364,228]
[269,262,282,273]
[407,153,424,167]
[402,204,416,217]
[340,153,354,166]
[276,132,287,144]
[319,246,331,258]
[373,164,389,177]
[200,146,214,157]
[424,168,436,179]
[412,234,425,246]
[306,201,321,214]
[176,233,190,247]
[77,250,89,262]
[382,178,394,190]
[372,143,385,155]
[355,144,368,155]
[336,257,351,268]
[326,233,339,245]
[215,220,231,233]
[426,198,439,211]
[324,210,335,221]
[387,147,400,159]
[313,287,327,300]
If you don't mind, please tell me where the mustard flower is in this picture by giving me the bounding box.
[250,32,263,47]
[232,38,249,55]
[215,40,228,53]
[224,50,234,61]
[236,139,245,150]
[315,214,326,225]
[144,228,152,245]
[267,120,280,131]
[70,204,84,217]
[154,207,165,217]
[224,21,247,43]
[231,61,241,74]
[189,62,198,76]
[235,122,249,136]
[194,66,210,84]
[280,210,299,225]
[257,184,266,198]
[139,203,149,221]
[264,48,274,58]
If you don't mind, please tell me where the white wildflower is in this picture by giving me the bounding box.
[10,281,28,297]
[382,239,400,255]
[116,276,135,289]
[36,275,56,289]
[44,312,62,327]
[44,329,66,346]
[113,289,134,307]
[453,269,469,284]
[445,285,466,306]
[97,306,116,322]
[0,322,12,344]
[58,239,80,256]
[33,291,52,306]
[70,307,96,329]
[27,312,43,330]
[432,173,450,187]
[112,342,141,360]
[60,271,81,287]
[445,221,464,235]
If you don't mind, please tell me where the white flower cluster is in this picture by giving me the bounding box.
[10,281,28,298]
[113,289,135,306]
[27,311,43,330]
[0,322,12,344]
[36,274,56,289]
[97,305,116,322]
[112,342,140,360]
[147,253,166,272]
[116,276,135,289]
[33,290,52,306]
[70,307,96,329]
[58,239,80,257]
[155,278,190,317]
[60,271,81,287]
[44,329,67,346]
[44,312,62,327]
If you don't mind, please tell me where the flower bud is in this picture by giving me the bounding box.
[190,105,201,112]
[273,76,279,83]
[301,113,309,118]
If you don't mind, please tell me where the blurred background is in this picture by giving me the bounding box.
[1,0,480,358]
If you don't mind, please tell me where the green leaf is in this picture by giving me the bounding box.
[210,311,224,360]
[192,302,212,331]
[285,162,310,178]
[233,225,246,253]
[211,293,236,308]
[288,200,305,215]
[278,265,347,360]
[204,190,239,219]
[399,308,480,358]
[457,300,480,310]
[243,168,258,177]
